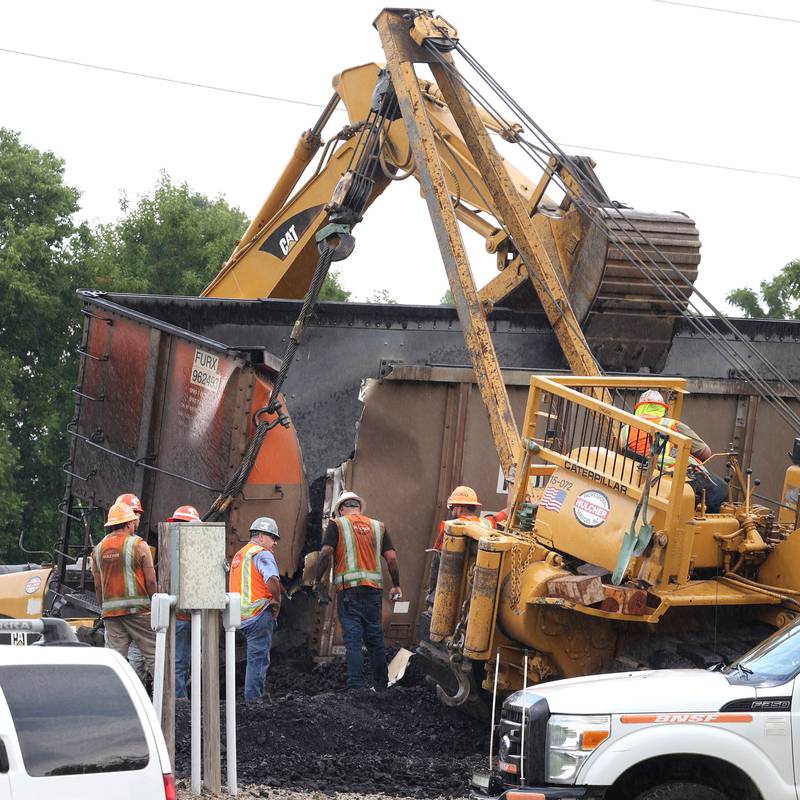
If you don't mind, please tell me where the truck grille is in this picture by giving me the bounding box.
[498,695,550,786]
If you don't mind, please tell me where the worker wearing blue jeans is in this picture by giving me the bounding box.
[229,517,282,703]
[166,505,203,699]
[241,607,276,700]
[175,619,191,698]
[313,491,402,691]
[337,586,388,690]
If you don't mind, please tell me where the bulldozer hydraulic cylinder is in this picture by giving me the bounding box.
[464,544,501,658]
[430,529,467,641]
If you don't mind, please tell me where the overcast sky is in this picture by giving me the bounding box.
[2,0,798,310]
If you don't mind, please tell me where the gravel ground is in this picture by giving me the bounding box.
[174,654,488,798]
[176,782,457,800]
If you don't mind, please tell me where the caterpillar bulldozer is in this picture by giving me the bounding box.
[421,375,800,708]
[47,7,800,705]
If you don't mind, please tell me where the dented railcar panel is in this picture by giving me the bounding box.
[64,298,309,577]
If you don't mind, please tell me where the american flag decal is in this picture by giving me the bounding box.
[540,485,567,512]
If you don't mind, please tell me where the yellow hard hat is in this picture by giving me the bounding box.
[447,486,481,507]
[105,501,138,528]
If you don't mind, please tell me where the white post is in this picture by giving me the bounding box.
[520,651,528,784]
[153,628,167,721]
[225,627,237,795]
[150,593,176,724]
[488,650,500,769]
[223,592,241,796]
[191,609,203,794]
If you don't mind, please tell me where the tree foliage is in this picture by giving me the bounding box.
[319,269,351,301]
[0,130,401,561]
[727,259,800,320]
[0,129,90,559]
[82,173,248,296]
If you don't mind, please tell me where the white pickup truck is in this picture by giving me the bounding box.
[474,618,800,800]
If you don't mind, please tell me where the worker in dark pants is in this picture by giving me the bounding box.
[229,517,282,703]
[91,501,158,678]
[313,491,402,692]
[620,389,728,513]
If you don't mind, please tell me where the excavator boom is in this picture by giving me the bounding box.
[202,39,700,383]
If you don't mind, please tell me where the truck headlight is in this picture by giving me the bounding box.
[546,715,610,784]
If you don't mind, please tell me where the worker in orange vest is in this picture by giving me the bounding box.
[115,493,148,680]
[90,501,158,676]
[312,491,402,692]
[619,389,727,513]
[229,517,282,703]
[167,504,201,700]
[427,486,491,604]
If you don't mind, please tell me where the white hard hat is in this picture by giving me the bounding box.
[250,517,280,539]
[638,389,666,405]
[333,491,365,516]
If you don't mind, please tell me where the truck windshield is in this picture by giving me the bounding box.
[724,619,800,686]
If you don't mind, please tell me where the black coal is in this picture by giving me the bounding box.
[174,656,487,797]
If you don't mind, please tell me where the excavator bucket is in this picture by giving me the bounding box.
[479,196,701,373]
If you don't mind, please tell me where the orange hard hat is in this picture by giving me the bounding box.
[447,486,481,507]
[115,493,144,514]
[168,505,201,523]
[105,502,138,528]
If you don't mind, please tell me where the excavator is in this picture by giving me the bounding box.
[36,8,800,710]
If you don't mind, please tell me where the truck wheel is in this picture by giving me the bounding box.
[636,783,727,800]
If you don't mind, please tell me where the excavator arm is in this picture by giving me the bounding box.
[202,9,702,471]
[202,61,535,300]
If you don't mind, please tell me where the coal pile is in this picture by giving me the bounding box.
[174,656,487,797]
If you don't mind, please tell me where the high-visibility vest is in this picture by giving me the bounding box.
[619,402,702,470]
[487,510,508,530]
[434,515,491,551]
[92,532,151,618]
[333,514,385,591]
[229,542,274,622]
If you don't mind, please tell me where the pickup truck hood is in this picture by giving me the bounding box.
[513,669,755,715]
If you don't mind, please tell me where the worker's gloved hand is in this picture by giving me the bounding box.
[389,587,403,601]
[313,583,331,605]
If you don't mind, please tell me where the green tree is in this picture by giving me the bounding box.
[0,128,90,559]
[440,288,454,304]
[727,259,800,319]
[83,173,248,295]
[319,269,351,301]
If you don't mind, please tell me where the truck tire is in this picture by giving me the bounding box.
[635,783,727,800]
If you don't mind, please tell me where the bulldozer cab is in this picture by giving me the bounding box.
[514,376,700,589]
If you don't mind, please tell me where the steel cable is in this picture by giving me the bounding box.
[203,244,337,520]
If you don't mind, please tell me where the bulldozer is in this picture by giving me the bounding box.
[45,8,800,701]
[421,375,800,707]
